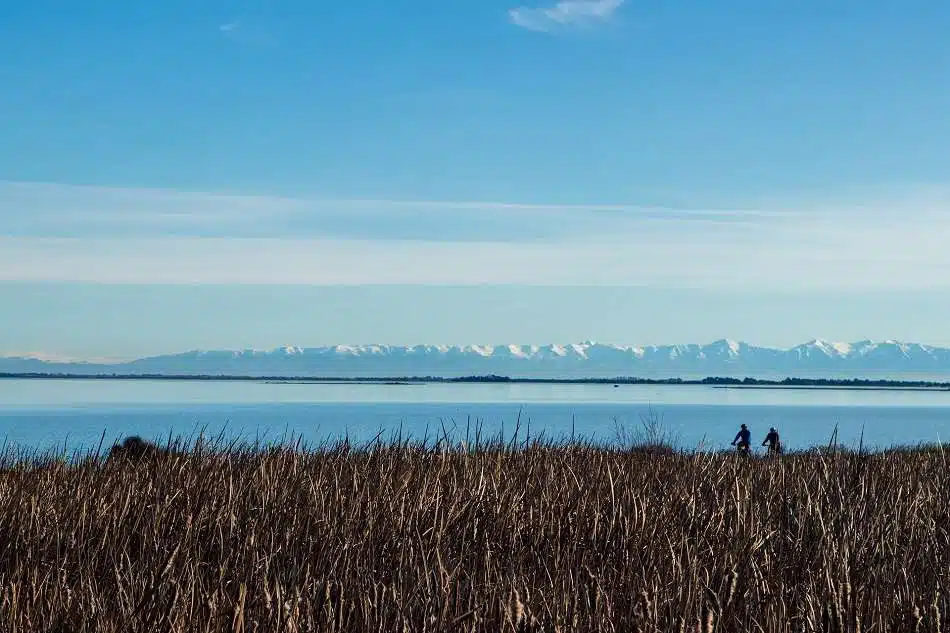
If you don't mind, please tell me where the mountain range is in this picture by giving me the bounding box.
[3,339,950,379]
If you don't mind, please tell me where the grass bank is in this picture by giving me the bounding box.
[1,436,949,632]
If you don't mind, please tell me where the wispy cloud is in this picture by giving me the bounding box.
[509,0,624,33]
[3,228,950,289]
[4,180,950,290]
[217,20,277,47]
[0,181,768,242]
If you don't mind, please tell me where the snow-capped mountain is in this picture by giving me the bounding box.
[4,339,950,379]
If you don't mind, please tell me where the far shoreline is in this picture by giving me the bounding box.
[2,372,950,392]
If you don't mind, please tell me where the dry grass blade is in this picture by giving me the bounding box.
[0,434,948,631]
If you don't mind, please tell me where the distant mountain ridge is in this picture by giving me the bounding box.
[3,339,950,379]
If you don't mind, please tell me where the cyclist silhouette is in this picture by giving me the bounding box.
[762,427,782,456]
[731,424,751,455]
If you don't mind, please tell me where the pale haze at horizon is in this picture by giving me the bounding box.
[4,1,950,360]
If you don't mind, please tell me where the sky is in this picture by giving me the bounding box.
[3,0,950,359]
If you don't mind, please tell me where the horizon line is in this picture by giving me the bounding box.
[2,374,949,391]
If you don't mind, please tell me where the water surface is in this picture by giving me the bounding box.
[1,379,949,453]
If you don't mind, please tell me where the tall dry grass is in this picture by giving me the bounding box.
[1,435,949,632]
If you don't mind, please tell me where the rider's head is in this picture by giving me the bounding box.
[740,424,747,429]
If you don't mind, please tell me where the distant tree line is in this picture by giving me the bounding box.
[2,372,949,389]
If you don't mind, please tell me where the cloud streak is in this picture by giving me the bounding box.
[4,181,950,290]
[217,20,277,47]
[509,0,624,33]
[3,227,950,290]
[0,181,769,242]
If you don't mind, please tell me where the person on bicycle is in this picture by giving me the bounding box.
[762,427,782,455]
[731,424,751,454]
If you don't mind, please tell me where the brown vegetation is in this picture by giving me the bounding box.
[1,436,949,632]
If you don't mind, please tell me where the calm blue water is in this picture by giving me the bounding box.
[2,379,950,453]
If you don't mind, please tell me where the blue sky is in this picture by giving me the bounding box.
[3,0,950,358]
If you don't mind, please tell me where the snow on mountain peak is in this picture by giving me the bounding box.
[793,338,851,358]
[6,339,950,379]
[718,339,741,354]
[830,341,853,355]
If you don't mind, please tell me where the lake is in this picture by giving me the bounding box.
[2,379,950,454]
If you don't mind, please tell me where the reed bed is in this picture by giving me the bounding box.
[1,435,949,632]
